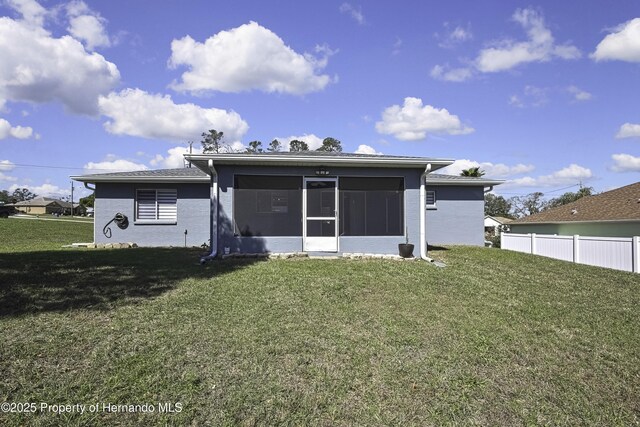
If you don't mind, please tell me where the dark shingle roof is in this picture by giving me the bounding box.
[425,174,504,186]
[512,181,640,224]
[72,167,209,182]
[79,168,207,178]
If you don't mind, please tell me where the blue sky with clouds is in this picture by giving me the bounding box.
[0,0,638,199]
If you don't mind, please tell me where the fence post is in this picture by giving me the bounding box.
[573,235,580,264]
[531,233,536,255]
[633,236,639,273]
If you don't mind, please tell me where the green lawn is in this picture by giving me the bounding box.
[0,220,638,426]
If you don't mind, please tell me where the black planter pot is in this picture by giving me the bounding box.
[398,243,415,258]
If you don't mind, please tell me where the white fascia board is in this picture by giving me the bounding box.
[184,154,454,170]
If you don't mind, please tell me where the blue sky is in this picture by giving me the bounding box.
[0,0,638,200]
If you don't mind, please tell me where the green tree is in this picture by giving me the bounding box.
[201,129,225,153]
[544,187,594,210]
[0,190,9,204]
[461,167,485,177]
[316,137,342,152]
[289,140,309,152]
[267,139,282,152]
[80,193,95,208]
[246,140,263,153]
[11,188,37,202]
[484,193,513,218]
[510,192,545,218]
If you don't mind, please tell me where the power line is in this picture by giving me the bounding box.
[494,183,581,197]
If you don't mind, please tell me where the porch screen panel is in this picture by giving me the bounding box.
[234,176,302,236]
[339,177,404,236]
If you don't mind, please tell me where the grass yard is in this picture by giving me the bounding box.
[0,220,639,425]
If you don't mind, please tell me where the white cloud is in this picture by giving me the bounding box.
[430,65,473,82]
[0,15,120,114]
[439,159,535,178]
[0,118,34,140]
[610,153,640,172]
[354,144,382,155]
[567,85,592,102]
[375,97,474,141]
[83,157,149,173]
[508,85,549,108]
[169,21,334,95]
[392,37,402,55]
[591,18,640,63]
[436,22,473,48]
[0,160,16,171]
[615,123,640,139]
[5,0,47,27]
[150,145,205,169]
[339,3,365,25]
[0,159,17,182]
[275,134,324,151]
[9,182,67,198]
[66,1,111,51]
[475,8,580,73]
[98,88,249,143]
[505,164,593,188]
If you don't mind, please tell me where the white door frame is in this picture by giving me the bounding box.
[303,177,338,252]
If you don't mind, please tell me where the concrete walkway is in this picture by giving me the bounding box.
[9,215,93,224]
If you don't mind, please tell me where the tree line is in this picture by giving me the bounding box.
[485,187,594,219]
[0,188,95,207]
[200,129,343,153]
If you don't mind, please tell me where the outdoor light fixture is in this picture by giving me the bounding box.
[315,167,330,176]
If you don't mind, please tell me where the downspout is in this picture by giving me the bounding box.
[83,182,95,191]
[420,163,431,260]
[200,159,218,264]
[484,185,494,193]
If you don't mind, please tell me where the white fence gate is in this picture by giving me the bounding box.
[501,233,640,274]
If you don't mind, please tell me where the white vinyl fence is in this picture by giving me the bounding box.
[501,233,640,274]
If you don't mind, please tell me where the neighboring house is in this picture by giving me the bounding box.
[509,182,640,238]
[12,197,65,215]
[484,215,513,236]
[71,152,503,257]
[12,197,85,215]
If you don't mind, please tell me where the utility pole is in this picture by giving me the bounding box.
[70,181,74,218]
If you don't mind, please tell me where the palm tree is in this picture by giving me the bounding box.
[460,167,485,177]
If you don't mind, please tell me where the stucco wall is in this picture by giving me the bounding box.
[94,182,210,247]
[425,185,485,246]
[215,165,422,255]
[509,222,640,238]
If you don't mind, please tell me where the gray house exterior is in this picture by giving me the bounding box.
[72,153,502,258]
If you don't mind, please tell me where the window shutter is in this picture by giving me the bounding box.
[137,190,157,220]
[157,189,177,220]
[426,191,436,206]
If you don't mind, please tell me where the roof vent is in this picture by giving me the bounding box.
[571,209,578,215]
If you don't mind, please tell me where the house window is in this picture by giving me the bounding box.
[339,177,404,236]
[136,189,177,221]
[426,190,436,209]
[234,175,302,236]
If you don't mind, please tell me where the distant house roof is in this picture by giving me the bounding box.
[511,182,640,224]
[425,174,504,186]
[11,197,82,209]
[72,168,210,183]
[12,197,63,207]
[485,215,514,224]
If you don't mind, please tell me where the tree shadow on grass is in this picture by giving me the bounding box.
[0,248,263,317]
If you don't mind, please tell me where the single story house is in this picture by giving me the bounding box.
[11,197,85,215]
[484,215,513,235]
[71,152,502,259]
[508,181,640,237]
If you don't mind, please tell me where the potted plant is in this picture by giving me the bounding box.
[398,227,414,258]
